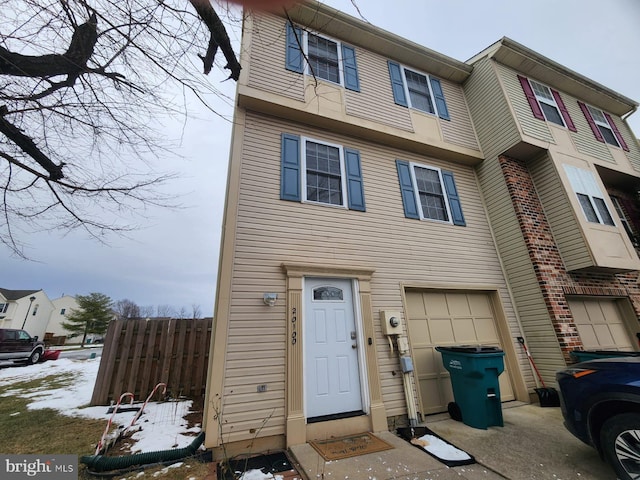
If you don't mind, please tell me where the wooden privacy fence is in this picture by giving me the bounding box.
[90,317,212,406]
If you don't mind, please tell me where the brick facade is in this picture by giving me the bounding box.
[499,155,640,362]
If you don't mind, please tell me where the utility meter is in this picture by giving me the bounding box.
[381,310,403,335]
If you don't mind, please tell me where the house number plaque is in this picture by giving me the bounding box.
[291,307,297,345]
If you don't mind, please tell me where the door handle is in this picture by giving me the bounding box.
[352,343,357,349]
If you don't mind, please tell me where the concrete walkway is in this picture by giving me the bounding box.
[289,403,617,480]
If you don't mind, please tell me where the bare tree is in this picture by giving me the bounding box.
[156,304,176,318]
[139,305,155,318]
[113,298,140,319]
[191,303,202,319]
[1,0,242,257]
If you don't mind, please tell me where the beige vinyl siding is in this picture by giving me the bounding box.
[439,80,480,151]
[528,155,593,270]
[246,13,305,102]
[611,116,640,172]
[475,156,563,386]
[495,63,554,144]
[463,58,520,160]
[344,48,413,132]
[218,111,519,438]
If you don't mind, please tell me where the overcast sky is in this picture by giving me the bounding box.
[3,0,640,317]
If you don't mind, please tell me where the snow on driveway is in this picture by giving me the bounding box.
[0,357,200,453]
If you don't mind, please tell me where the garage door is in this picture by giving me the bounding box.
[568,297,636,351]
[406,290,515,415]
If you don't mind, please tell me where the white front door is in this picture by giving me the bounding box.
[305,278,363,419]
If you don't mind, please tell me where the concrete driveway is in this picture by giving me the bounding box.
[425,402,617,479]
[290,402,617,480]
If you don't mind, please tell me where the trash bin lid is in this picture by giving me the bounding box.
[436,345,503,353]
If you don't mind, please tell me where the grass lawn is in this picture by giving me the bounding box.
[0,372,211,479]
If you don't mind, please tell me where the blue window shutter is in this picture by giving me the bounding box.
[285,23,303,73]
[341,45,360,92]
[388,61,408,107]
[441,170,465,226]
[429,77,450,120]
[396,160,419,219]
[281,134,301,202]
[344,148,365,211]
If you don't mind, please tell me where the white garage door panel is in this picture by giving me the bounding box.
[406,290,514,416]
[568,297,635,351]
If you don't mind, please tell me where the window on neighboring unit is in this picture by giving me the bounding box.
[387,61,450,120]
[60,308,66,315]
[564,165,615,226]
[32,305,38,315]
[285,23,360,92]
[578,102,630,151]
[517,75,576,131]
[280,134,366,212]
[611,196,639,246]
[0,303,8,314]
[396,160,466,225]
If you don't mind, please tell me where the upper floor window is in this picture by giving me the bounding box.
[285,23,360,92]
[396,160,465,225]
[280,133,366,212]
[0,303,8,314]
[578,102,630,152]
[518,75,576,131]
[611,196,639,246]
[388,61,450,120]
[60,308,66,315]
[564,165,614,226]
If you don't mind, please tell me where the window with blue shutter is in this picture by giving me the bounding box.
[341,45,360,92]
[285,23,360,92]
[285,23,303,73]
[281,134,366,211]
[396,160,466,226]
[388,61,408,107]
[281,134,301,201]
[387,62,450,119]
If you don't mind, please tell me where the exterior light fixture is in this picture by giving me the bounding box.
[263,293,278,306]
[21,296,36,329]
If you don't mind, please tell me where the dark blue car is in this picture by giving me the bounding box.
[556,356,640,480]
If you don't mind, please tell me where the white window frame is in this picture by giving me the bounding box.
[0,303,8,314]
[301,136,348,209]
[398,66,439,116]
[611,196,638,246]
[564,165,615,226]
[529,79,565,127]
[409,162,453,223]
[301,30,345,87]
[586,105,620,148]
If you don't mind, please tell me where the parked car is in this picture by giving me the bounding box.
[556,356,640,480]
[0,328,45,364]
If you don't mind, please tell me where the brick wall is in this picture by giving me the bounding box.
[499,155,640,362]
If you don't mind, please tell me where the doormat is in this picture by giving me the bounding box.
[217,451,297,480]
[397,426,475,467]
[309,432,394,461]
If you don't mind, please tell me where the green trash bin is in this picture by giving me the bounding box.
[435,345,505,430]
[570,349,640,363]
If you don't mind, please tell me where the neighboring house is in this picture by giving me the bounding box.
[204,2,530,454]
[464,38,640,385]
[47,295,79,337]
[0,288,54,339]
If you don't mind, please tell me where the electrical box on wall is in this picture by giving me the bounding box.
[381,310,403,336]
